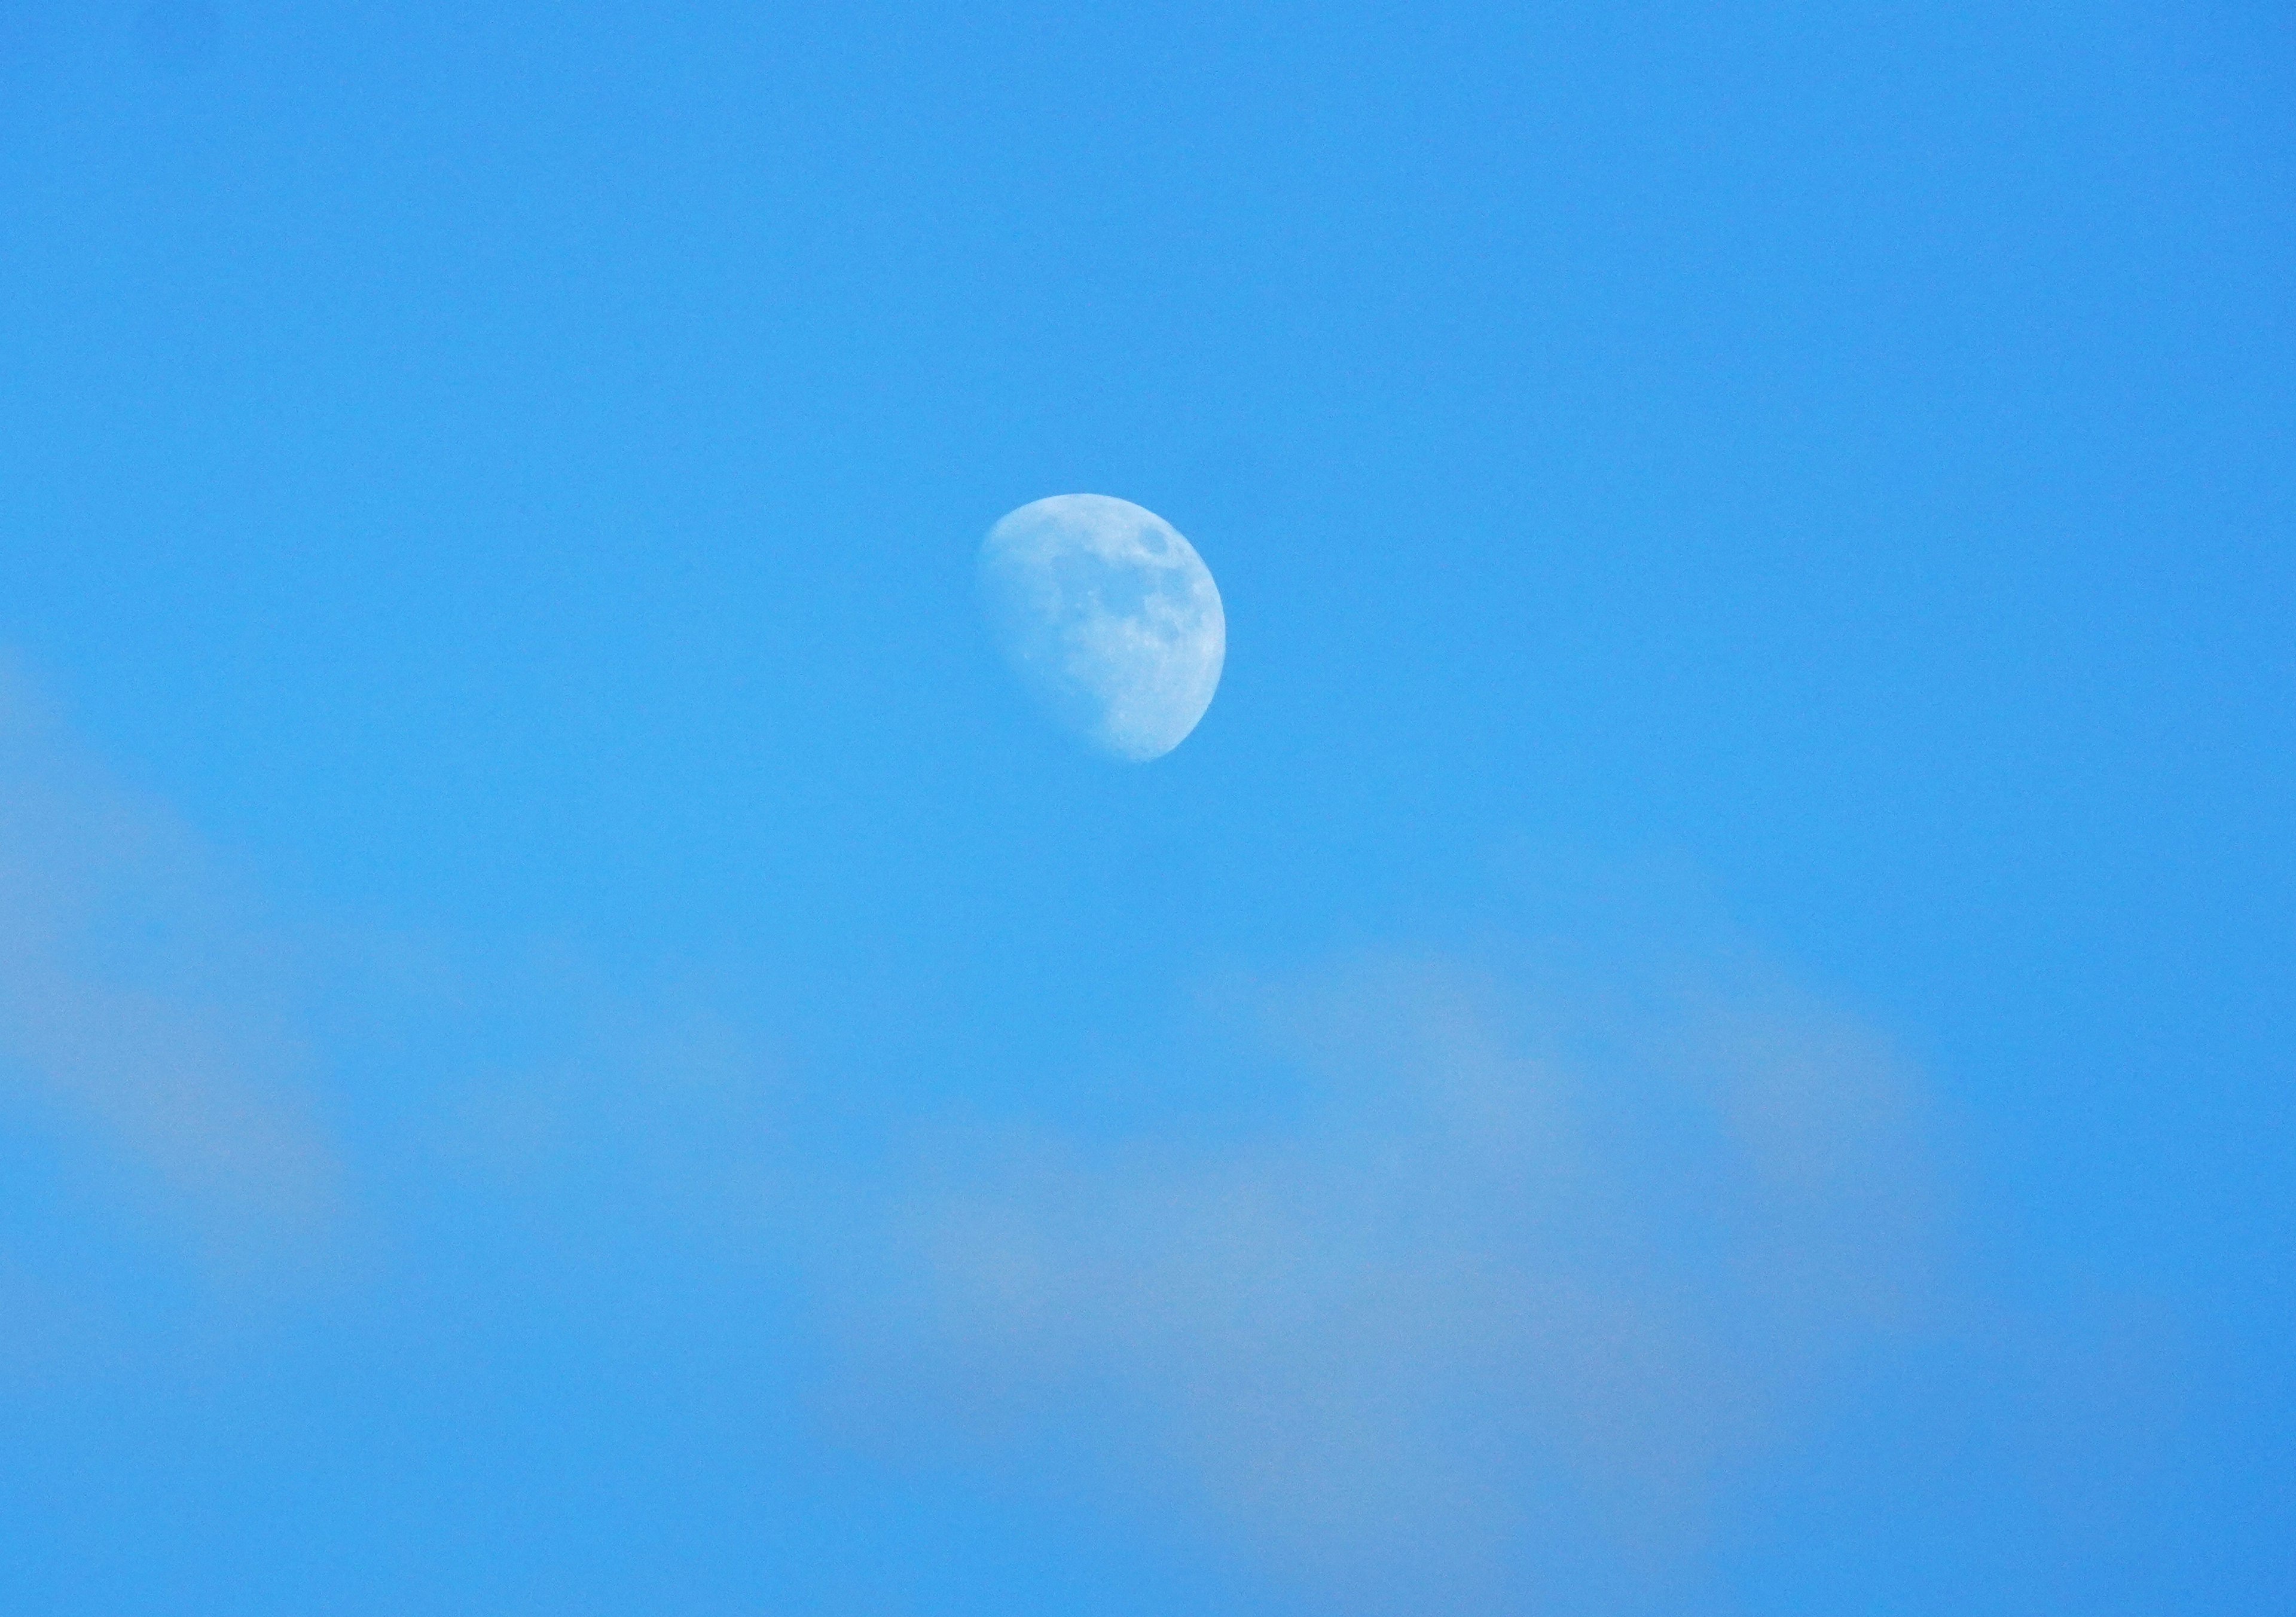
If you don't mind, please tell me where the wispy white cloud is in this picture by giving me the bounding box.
[851,951,1946,1613]
[0,658,2202,1610]
[0,660,341,1274]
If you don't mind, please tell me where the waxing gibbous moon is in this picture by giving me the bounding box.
[978,494,1226,762]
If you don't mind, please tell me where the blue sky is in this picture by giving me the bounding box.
[2,2,2291,1612]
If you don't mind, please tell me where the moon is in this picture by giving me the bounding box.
[978,494,1226,762]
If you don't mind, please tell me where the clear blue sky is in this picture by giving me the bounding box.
[2,2,2290,1612]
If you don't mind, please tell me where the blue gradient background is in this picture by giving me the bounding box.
[2,3,2290,1612]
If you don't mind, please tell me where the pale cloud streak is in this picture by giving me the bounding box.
[0,661,340,1273]
[857,952,1946,1613]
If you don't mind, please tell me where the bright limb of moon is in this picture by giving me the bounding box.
[978,494,1226,762]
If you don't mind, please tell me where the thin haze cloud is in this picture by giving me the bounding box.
[0,661,341,1274]
[0,674,2199,1612]
[843,953,1945,1614]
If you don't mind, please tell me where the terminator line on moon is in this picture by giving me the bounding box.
[978,494,1226,762]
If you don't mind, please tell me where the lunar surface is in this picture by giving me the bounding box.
[978,494,1225,762]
